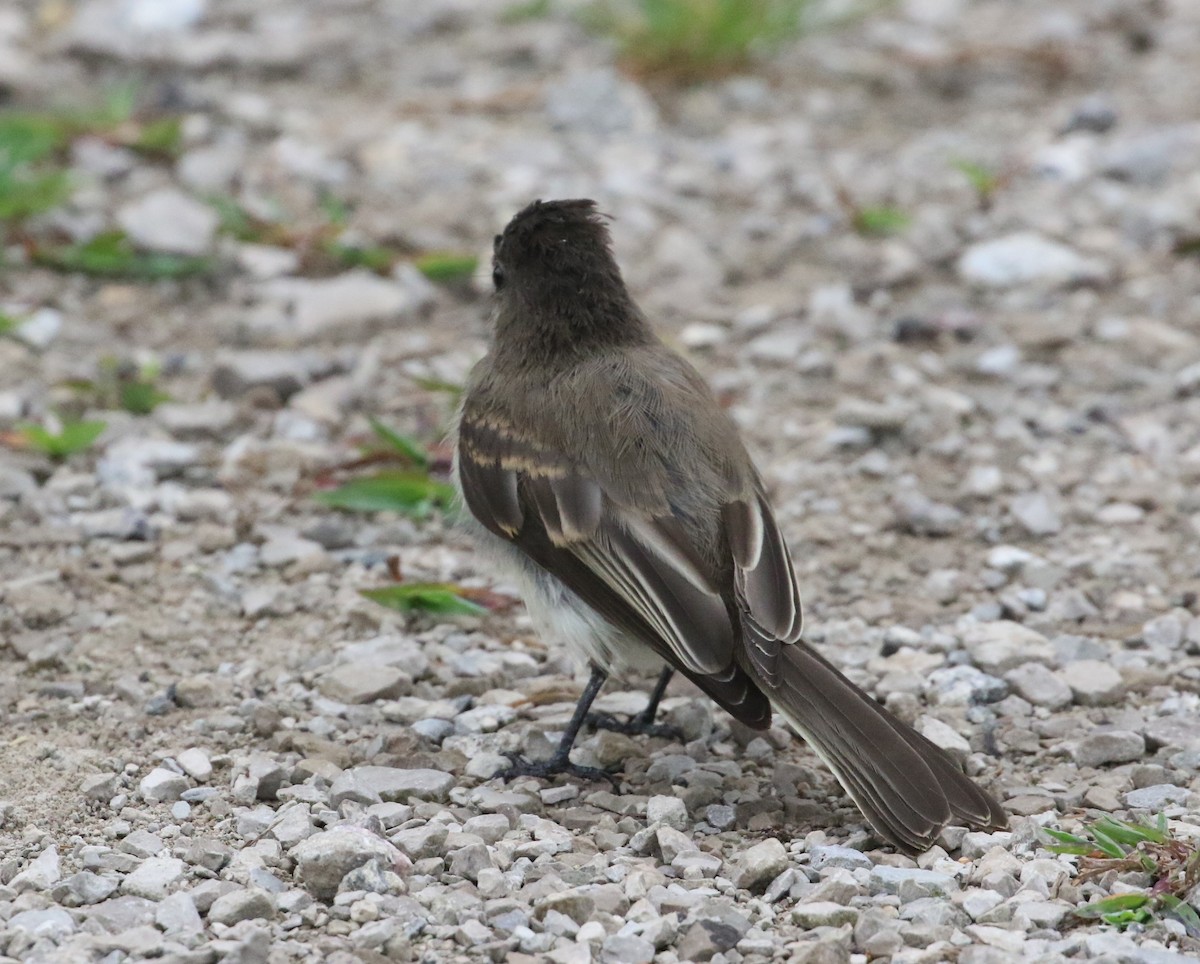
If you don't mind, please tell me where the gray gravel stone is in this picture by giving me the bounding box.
[1065,660,1125,706]
[59,871,119,905]
[646,794,689,830]
[793,901,860,927]
[208,887,276,925]
[290,828,406,899]
[330,765,453,806]
[8,907,75,939]
[732,837,789,892]
[957,232,1106,288]
[810,845,872,872]
[120,856,186,900]
[1124,784,1190,809]
[1009,492,1062,536]
[601,934,655,964]
[869,866,959,901]
[1072,729,1146,768]
[139,767,190,803]
[117,187,219,254]
[176,748,213,782]
[318,663,412,704]
[10,846,61,892]
[961,622,1055,674]
[156,890,203,933]
[1004,663,1073,709]
[1144,716,1200,751]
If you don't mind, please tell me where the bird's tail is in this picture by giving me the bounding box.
[762,640,1008,852]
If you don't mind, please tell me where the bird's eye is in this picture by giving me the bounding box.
[492,264,505,290]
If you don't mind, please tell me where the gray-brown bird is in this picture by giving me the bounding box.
[453,198,1007,852]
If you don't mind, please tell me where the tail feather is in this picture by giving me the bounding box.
[764,639,1007,852]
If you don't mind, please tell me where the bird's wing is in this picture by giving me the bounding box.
[722,477,803,686]
[456,401,773,724]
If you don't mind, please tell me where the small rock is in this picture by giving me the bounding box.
[8,907,75,940]
[869,866,959,901]
[330,766,453,806]
[121,856,186,900]
[1061,95,1117,134]
[676,919,741,961]
[212,351,308,401]
[319,664,412,704]
[254,270,431,342]
[1144,716,1200,751]
[260,533,326,568]
[918,716,972,761]
[208,887,276,925]
[792,901,859,928]
[957,232,1106,288]
[140,767,190,803]
[13,308,63,350]
[1004,663,1073,709]
[536,889,596,925]
[81,772,121,801]
[10,846,61,892]
[961,622,1054,674]
[1124,785,1190,809]
[155,400,237,437]
[290,828,406,900]
[156,891,203,933]
[656,826,698,863]
[926,665,1009,705]
[117,188,219,255]
[176,748,213,782]
[601,935,654,964]
[731,837,789,892]
[1065,660,1124,706]
[60,871,119,905]
[120,829,165,858]
[1143,612,1185,649]
[647,795,689,830]
[448,844,494,883]
[809,845,872,872]
[1009,492,1062,536]
[1071,729,1146,768]
[961,888,1005,920]
[894,492,963,537]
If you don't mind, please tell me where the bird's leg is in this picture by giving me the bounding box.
[496,665,615,783]
[587,667,682,740]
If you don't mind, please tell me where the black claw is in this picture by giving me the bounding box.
[587,711,683,742]
[494,751,617,786]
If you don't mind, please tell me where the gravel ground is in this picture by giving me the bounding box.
[3,0,1200,961]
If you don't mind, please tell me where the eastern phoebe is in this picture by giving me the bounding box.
[453,199,1006,852]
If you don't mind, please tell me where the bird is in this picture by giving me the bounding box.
[452,198,1007,853]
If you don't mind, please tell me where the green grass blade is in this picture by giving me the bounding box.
[410,376,464,397]
[314,471,453,516]
[366,417,429,468]
[119,381,170,415]
[0,169,72,220]
[18,419,106,458]
[415,252,478,282]
[32,231,214,279]
[360,583,485,617]
[1074,893,1150,919]
[1043,828,1090,846]
[1090,827,1127,859]
[854,205,910,236]
[1096,816,1167,846]
[1160,896,1200,936]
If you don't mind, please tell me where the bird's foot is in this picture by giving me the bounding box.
[586,711,683,742]
[494,752,617,785]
